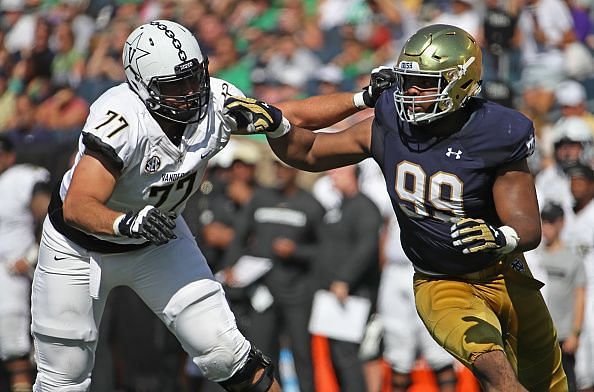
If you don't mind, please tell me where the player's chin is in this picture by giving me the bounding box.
[406,107,428,117]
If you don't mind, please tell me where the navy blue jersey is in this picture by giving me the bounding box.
[371,90,535,274]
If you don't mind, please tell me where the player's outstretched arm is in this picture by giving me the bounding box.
[276,65,395,130]
[223,96,374,172]
[276,92,363,131]
[268,117,374,172]
[223,66,394,171]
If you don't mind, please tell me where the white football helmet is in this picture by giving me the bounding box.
[123,20,210,124]
[552,116,593,167]
[552,116,593,145]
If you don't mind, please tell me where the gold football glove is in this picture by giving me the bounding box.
[451,218,519,255]
[223,96,289,137]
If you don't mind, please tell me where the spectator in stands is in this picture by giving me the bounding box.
[0,55,28,130]
[24,17,54,81]
[85,18,130,83]
[315,64,344,95]
[278,0,323,54]
[0,71,16,131]
[1,0,36,56]
[331,36,374,84]
[178,2,207,37]
[535,116,593,214]
[0,135,51,392]
[565,0,594,46]
[50,21,85,88]
[82,18,130,102]
[535,81,594,171]
[48,0,96,55]
[265,33,321,92]
[517,0,576,119]
[34,84,89,137]
[431,0,481,39]
[555,79,594,134]
[480,0,521,83]
[2,93,52,146]
[209,33,254,95]
[194,13,226,57]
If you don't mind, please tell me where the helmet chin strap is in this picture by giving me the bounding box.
[150,106,200,124]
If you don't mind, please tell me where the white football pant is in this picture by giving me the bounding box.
[31,217,250,391]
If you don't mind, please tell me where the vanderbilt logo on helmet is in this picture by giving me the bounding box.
[145,156,161,173]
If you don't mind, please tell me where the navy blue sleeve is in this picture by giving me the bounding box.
[370,88,396,170]
[469,103,536,167]
[503,119,535,164]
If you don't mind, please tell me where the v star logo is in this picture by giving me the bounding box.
[445,147,463,159]
[125,33,150,76]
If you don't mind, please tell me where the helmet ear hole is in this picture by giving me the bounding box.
[460,80,473,90]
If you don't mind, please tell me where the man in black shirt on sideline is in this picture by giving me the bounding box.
[223,160,324,392]
[314,164,383,392]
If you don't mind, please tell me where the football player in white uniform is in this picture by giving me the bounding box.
[30,20,289,392]
[0,136,51,392]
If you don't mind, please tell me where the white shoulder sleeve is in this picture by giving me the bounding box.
[210,78,246,112]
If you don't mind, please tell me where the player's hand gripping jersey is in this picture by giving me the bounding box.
[371,90,536,275]
[48,79,242,252]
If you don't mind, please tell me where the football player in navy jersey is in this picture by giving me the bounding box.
[225,24,567,391]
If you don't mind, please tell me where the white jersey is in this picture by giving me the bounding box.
[562,200,594,273]
[55,79,243,246]
[0,164,49,263]
[535,165,574,215]
[565,200,594,388]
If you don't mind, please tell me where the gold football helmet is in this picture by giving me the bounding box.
[394,24,482,124]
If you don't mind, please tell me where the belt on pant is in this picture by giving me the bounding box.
[414,253,544,290]
[451,255,544,290]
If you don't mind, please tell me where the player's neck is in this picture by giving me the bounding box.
[544,238,564,252]
[156,116,186,146]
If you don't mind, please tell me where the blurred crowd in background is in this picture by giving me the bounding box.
[2,0,594,391]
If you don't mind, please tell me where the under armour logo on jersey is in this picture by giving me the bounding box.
[446,148,463,159]
[145,156,161,173]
